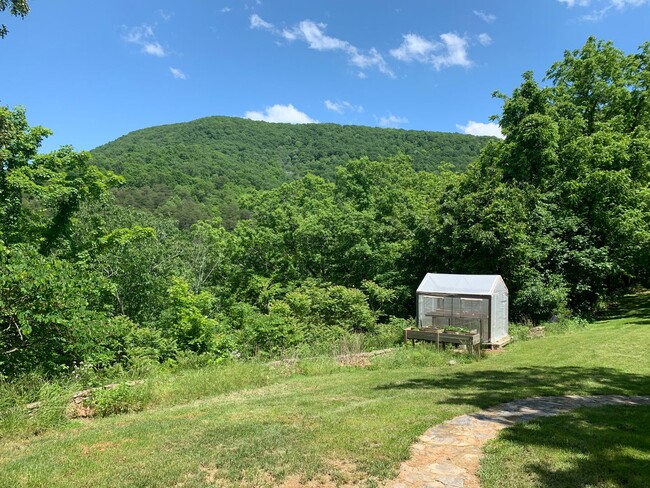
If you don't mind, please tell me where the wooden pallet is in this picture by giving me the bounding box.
[483,335,511,350]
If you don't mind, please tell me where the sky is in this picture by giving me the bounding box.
[1,0,649,153]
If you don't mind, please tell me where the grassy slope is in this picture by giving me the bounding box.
[479,292,650,488]
[1,294,648,487]
[480,405,650,488]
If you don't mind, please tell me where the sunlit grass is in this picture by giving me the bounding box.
[0,293,648,487]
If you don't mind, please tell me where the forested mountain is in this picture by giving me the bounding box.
[2,37,648,379]
[90,117,491,227]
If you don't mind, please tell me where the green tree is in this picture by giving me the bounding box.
[434,37,650,319]
[0,105,123,254]
[0,0,28,38]
[0,245,113,377]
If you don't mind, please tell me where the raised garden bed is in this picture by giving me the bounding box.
[405,328,481,356]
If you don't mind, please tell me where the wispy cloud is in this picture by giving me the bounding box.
[558,0,649,20]
[250,13,274,30]
[245,104,317,124]
[158,10,173,21]
[390,33,473,70]
[378,114,408,127]
[478,33,492,46]
[250,15,394,77]
[169,67,187,80]
[123,24,167,57]
[221,7,232,13]
[557,0,591,6]
[324,100,363,114]
[473,10,496,23]
[456,120,504,138]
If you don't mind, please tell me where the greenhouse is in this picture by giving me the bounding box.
[414,273,509,346]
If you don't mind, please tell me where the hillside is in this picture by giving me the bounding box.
[2,295,649,487]
[90,116,492,227]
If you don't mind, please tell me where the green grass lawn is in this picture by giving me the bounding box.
[1,293,649,487]
[480,405,650,488]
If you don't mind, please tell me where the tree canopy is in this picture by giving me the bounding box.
[91,116,492,228]
[0,0,29,38]
[1,37,649,378]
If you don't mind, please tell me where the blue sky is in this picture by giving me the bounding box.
[1,0,649,153]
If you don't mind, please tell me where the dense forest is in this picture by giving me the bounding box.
[91,118,491,228]
[1,37,649,380]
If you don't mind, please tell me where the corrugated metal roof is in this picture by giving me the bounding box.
[416,273,504,295]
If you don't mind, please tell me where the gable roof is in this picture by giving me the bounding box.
[417,273,506,295]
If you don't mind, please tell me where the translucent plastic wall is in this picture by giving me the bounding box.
[490,282,509,341]
[418,294,490,340]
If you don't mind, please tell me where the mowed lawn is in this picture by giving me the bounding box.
[1,294,649,487]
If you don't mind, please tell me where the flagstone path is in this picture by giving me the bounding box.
[390,394,650,488]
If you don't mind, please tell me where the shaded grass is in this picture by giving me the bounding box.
[0,294,648,487]
[480,405,650,488]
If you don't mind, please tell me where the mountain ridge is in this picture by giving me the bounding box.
[91,115,492,227]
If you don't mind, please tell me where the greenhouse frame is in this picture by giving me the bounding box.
[415,273,509,345]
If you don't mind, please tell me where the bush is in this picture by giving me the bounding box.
[513,273,568,324]
[237,303,305,356]
[282,280,377,338]
[156,277,220,353]
[0,245,114,377]
[366,316,413,348]
[87,382,151,417]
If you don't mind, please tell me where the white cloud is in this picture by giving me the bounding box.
[142,42,166,57]
[473,10,496,23]
[324,100,363,114]
[221,7,232,13]
[283,20,348,50]
[456,121,504,138]
[253,17,394,77]
[123,24,167,57]
[250,14,274,30]
[158,10,173,21]
[390,34,436,62]
[390,33,472,70]
[558,0,649,20]
[558,0,591,6]
[478,33,492,46]
[245,104,317,124]
[169,67,187,80]
[379,114,408,127]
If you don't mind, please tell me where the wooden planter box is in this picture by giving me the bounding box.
[405,328,481,356]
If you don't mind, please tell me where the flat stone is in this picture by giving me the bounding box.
[425,463,465,476]
[389,394,650,488]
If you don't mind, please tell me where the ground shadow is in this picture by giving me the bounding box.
[375,366,650,409]
[487,404,650,488]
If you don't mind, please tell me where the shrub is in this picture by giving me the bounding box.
[156,277,219,353]
[513,272,568,324]
[87,382,151,417]
[238,303,305,356]
[0,244,113,377]
[282,280,377,337]
[367,316,413,348]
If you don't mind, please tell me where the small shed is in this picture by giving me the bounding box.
[416,273,509,345]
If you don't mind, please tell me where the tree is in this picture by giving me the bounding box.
[0,105,123,254]
[434,38,650,319]
[0,106,128,376]
[0,0,29,38]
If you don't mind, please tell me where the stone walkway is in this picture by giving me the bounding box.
[391,394,650,488]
